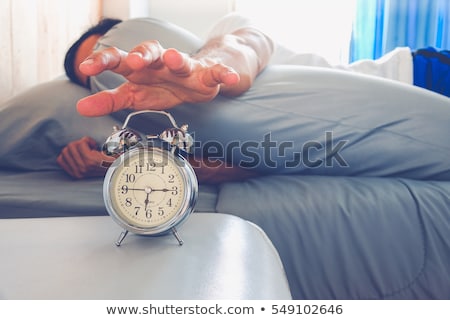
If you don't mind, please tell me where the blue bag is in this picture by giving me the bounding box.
[413,47,450,97]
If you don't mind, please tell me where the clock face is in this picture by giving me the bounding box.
[104,147,197,234]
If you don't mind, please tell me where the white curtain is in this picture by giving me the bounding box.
[0,0,102,103]
[235,0,357,65]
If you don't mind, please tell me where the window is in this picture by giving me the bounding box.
[234,0,357,64]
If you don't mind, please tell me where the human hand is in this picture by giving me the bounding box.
[57,136,116,179]
[77,41,240,117]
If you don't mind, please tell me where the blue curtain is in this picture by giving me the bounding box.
[350,0,450,62]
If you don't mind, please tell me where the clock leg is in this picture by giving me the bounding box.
[115,230,129,246]
[171,227,184,246]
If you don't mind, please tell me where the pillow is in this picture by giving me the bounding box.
[0,78,122,171]
[165,65,450,180]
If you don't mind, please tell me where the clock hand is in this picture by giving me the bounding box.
[127,187,170,196]
[151,188,170,192]
[127,188,146,192]
[144,192,150,211]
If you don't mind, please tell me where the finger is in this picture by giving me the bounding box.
[58,146,82,178]
[79,47,133,77]
[77,137,97,158]
[67,143,88,179]
[56,153,73,177]
[71,139,103,178]
[76,138,106,172]
[126,41,164,70]
[163,49,193,76]
[81,136,99,150]
[77,84,133,117]
[200,64,240,88]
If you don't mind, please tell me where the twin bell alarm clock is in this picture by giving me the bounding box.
[102,110,198,246]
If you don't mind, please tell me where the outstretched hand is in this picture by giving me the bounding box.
[77,41,240,117]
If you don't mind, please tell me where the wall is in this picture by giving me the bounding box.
[103,0,234,38]
[0,0,101,103]
[236,0,356,65]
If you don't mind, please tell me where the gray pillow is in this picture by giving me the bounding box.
[0,79,121,171]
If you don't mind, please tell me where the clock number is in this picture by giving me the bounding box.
[147,162,156,171]
[134,206,140,215]
[125,198,132,207]
[121,185,129,194]
[168,174,175,183]
[135,165,143,174]
[158,207,164,216]
[146,209,152,219]
[125,174,135,183]
[171,186,178,195]
[147,162,167,174]
[166,198,172,207]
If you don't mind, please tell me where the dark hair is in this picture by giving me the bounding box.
[64,18,122,87]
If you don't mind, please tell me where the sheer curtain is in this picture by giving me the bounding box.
[350,0,450,62]
[0,0,101,103]
[235,0,357,65]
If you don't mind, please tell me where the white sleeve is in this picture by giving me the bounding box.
[205,13,331,67]
[205,13,255,40]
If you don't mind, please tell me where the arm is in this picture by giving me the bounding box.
[76,27,274,117]
[193,27,274,97]
[188,156,260,185]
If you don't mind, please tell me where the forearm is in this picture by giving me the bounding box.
[188,156,260,184]
[194,27,274,96]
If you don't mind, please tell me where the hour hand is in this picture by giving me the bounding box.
[144,192,150,211]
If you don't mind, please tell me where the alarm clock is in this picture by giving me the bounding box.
[102,110,198,246]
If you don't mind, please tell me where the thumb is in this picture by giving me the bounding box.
[201,65,240,88]
[77,84,133,117]
[81,136,99,149]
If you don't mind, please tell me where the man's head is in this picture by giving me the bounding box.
[64,18,122,87]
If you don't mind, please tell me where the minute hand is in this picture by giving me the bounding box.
[127,188,146,192]
[151,188,170,192]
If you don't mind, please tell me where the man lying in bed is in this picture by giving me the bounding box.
[57,13,450,182]
[58,14,274,182]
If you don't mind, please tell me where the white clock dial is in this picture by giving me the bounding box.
[104,147,197,235]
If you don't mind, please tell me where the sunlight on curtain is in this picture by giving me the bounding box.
[235,0,357,65]
[0,0,101,103]
[350,0,450,61]
[384,0,450,51]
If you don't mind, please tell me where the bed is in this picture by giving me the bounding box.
[1,65,449,299]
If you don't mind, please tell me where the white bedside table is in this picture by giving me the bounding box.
[0,213,291,299]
